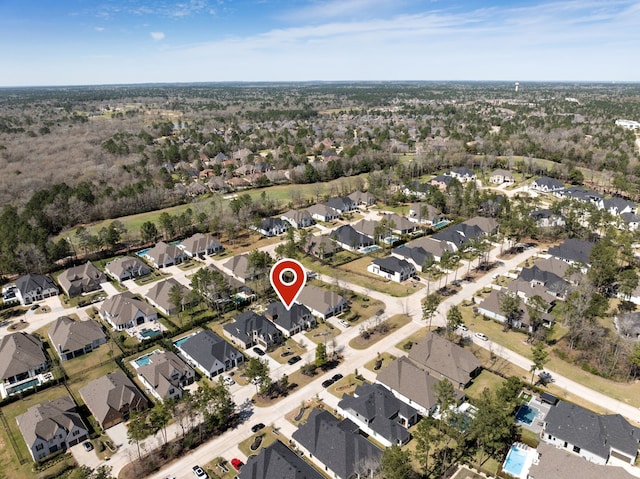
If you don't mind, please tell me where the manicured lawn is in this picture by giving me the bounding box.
[327,373,365,399]
[395,327,431,352]
[61,342,118,379]
[252,367,328,407]
[237,426,278,457]
[60,290,106,309]
[465,370,506,401]
[133,270,170,286]
[269,339,308,365]
[203,457,236,479]
[338,256,425,297]
[363,352,397,373]
[349,314,411,350]
[304,322,339,345]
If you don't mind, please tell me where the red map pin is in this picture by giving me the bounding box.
[270,258,306,310]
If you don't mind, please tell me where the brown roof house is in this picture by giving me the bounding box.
[408,333,481,389]
[0,332,49,399]
[376,356,464,416]
[99,292,158,332]
[105,256,152,282]
[145,278,193,316]
[297,284,348,320]
[135,350,194,402]
[57,262,107,297]
[80,370,148,429]
[16,396,89,461]
[178,233,223,258]
[48,316,106,361]
[143,241,187,269]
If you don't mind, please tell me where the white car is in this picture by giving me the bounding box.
[458,324,468,332]
[474,332,488,341]
[338,319,350,328]
[223,376,235,386]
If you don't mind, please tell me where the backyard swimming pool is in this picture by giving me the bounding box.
[361,245,381,254]
[515,404,539,425]
[502,444,537,479]
[136,248,151,257]
[174,336,191,348]
[140,328,162,339]
[133,349,161,368]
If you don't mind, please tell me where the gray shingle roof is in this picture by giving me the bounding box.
[545,400,640,461]
[238,440,324,479]
[548,238,595,265]
[0,332,47,381]
[178,330,243,375]
[15,274,58,297]
[16,396,86,446]
[292,409,382,479]
[48,316,105,356]
[223,311,281,346]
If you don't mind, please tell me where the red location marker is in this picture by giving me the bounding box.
[270,258,306,310]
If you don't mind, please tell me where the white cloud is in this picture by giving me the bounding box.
[151,31,166,41]
[94,26,105,32]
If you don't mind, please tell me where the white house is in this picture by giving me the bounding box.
[368,257,416,283]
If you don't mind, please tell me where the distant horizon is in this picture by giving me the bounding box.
[2,0,639,87]
[2,79,640,90]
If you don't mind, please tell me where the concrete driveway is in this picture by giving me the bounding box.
[105,423,129,448]
[70,440,102,469]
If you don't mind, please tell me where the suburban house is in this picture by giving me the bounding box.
[253,217,290,237]
[264,302,316,337]
[530,176,565,193]
[221,254,265,283]
[380,213,418,235]
[448,167,477,183]
[559,187,603,207]
[99,292,158,331]
[297,284,348,320]
[145,278,193,316]
[330,225,374,251]
[223,310,283,349]
[348,190,376,208]
[79,370,149,429]
[621,212,640,231]
[530,209,566,228]
[368,257,416,282]
[136,350,195,402]
[143,241,187,268]
[105,256,152,282]
[238,440,324,479]
[352,219,379,240]
[0,332,49,399]
[396,236,453,263]
[16,396,89,461]
[304,235,341,259]
[178,233,223,257]
[489,169,515,184]
[519,265,569,300]
[57,262,107,297]
[391,245,434,272]
[175,330,244,379]
[408,333,481,389]
[281,209,314,229]
[325,196,356,214]
[14,274,59,305]
[307,203,340,222]
[376,356,464,416]
[48,316,106,361]
[431,222,486,252]
[533,256,571,280]
[408,203,441,226]
[530,442,639,479]
[430,175,455,190]
[542,400,640,465]
[547,238,595,267]
[477,290,554,330]
[337,383,419,447]
[505,278,557,307]
[603,197,636,216]
[292,409,382,479]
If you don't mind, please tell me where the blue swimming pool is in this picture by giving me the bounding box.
[433,220,450,229]
[140,328,162,339]
[136,248,151,257]
[174,336,191,348]
[7,378,40,394]
[502,446,528,478]
[515,404,539,425]
[361,245,381,254]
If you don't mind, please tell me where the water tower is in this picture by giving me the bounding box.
[514,82,520,92]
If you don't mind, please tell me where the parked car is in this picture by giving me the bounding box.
[539,371,554,383]
[223,376,235,386]
[253,347,265,356]
[287,355,302,365]
[251,423,265,433]
[474,332,488,341]
[230,458,244,471]
[332,373,343,382]
[338,319,350,328]
[192,466,208,479]
[458,324,468,332]
[30,304,39,311]
[82,441,93,452]
[251,376,261,385]
[322,379,335,388]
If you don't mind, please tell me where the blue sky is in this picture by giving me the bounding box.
[1,0,638,86]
